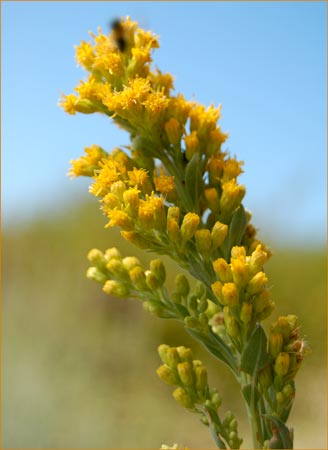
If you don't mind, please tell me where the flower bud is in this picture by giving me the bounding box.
[176,346,193,363]
[269,331,284,359]
[86,267,107,284]
[231,258,248,288]
[122,256,141,271]
[231,246,246,260]
[157,364,180,386]
[143,301,170,318]
[158,345,180,369]
[220,179,245,214]
[276,391,285,405]
[211,221,228,248]
[247,272,268,295]
[213,258,232,283]
[258,365,273,389]
[282,382,295,400]
[146,270,162,290]
[240,302,253,325]
[204,188,220,213]
[177,362,194,386]
[104,247,122,260]
[248,244,268,275]
[274,352,290,376]
[167,206,180,222]
[173,387,194,409]
[103,280,129,297]
[184,131,200,160]
[150,259,166,285]
[123,188,140,217]
[87,248,106,266]
[195,229,212,254]
[224,307,240,339]
[211,281,224,304]
[222,283,239,308]
[194,365,208,390]
[129,266,148,290]
[106,258,129,280]
[110,180,126,201]
[180,212,200,242]
[211,391,222,409]
[165,117,182,145]
[121,230,150,249]
[167,218,180,243]
[252,288,271,313]
[174,274,190,297]
[187,295,198,312]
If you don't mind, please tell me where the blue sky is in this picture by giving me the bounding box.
[2,1,326,246]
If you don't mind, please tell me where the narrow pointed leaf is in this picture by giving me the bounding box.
[240,324,270,375]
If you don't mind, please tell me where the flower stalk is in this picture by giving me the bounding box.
[60,17,309,449]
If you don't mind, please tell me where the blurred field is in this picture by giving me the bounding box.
[2,199,327,448]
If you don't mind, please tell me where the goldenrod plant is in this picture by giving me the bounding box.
[60,17,309,449]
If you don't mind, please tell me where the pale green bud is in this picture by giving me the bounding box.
[143,301,170,318]
[173,387,194,409]
[276,391,285,404]
[87,248,106,267]
[198,296,208,313]
[86,267,107,284]
[177,362,194,386]
[103,280,129,297]
[157,364,180,386]
[122,256,141,271]
[145,271,161,290]
[187,295,198,312]
[106,259,129,280]
[104,247,122,261]
[282,383,295,400]
[150,259,166,284]
[129,266,148,290]
[194,281,206,299]
[211,391,222,409]
[258,364,273,389]
[175,274,190,297]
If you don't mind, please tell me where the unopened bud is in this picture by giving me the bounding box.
[204,188,220,213]
[258,365,273,389]
[87,248,106,266]
[146,270,162,289]
[158,345,180,369]
[86,267,107,284]
[122,256,141,271]
[249,244,268,275]
[247,271,268,295]
[211,221,228,248]
[231,258,248,288]
[173,387,194,409]
[252,289,271,313]
[195,229,212,254]
[157,364,180,386]
[274,352,290,376]
[269,331,284,359]
[220,179,245,214]
[176,346,193,363]
[177,362,194,386]
[213,258,232,283]
[211,281,224,304]
[194,365,208,390]
[175,274,190,297]
[180,212,200,242]
[106,258,129,280]
[129,266,148,290]
[121,230,150,249]
[123,188,140,217]
[224,306,240,339]
[184,131,200,160]
[222,283,239,308]
[143,301,170,318]
[167,218,180,243]
[103,280,129,297]
[110,181,126,201]
[165,117,182,146]
[150,259,166,284]
[240,302,253,325]
[104,247,122,260]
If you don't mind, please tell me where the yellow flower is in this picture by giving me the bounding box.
[128,167,152,194]
[107,209,134,231]
[154,172,176,196]
[68,145,107,178]
[75,40,95,69]
[89,158,121,196]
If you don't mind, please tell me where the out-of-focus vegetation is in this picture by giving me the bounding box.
[2,200,326,448]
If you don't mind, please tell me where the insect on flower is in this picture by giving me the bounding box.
[110,19,127,52]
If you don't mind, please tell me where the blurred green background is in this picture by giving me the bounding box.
[2,198,326,448]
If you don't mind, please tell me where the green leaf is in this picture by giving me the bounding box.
[262,414,294,449]
[173,303,189,318]
[185,153,203,210]
[186,328,238,376]
[241,383,261,407]
[222,205,247,259]
[240,325,270,375]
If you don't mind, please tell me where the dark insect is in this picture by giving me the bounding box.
[111,19,126,52]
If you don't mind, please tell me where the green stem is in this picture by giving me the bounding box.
[241,373,263,449]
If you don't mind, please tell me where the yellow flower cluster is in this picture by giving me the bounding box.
[211,244,274,339]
